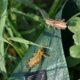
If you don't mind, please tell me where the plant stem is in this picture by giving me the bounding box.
[67,12,80,22]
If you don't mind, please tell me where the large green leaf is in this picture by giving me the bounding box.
[10,28,70,80]
[0,0,8,73]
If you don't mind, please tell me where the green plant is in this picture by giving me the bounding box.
[0,0,50,76]
[0,0,74,80]
[68,13,80,58]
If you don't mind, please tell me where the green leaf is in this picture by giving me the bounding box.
[0,0,7,15]
[73,32,80,45]
[68,17,80,33]
[10,28,70,80]
[70,45,80,58]
[9,37,29,45]
[12,8,41,22]
[48,0,64,17]
[8,37,51,49]
[0,0,8,73]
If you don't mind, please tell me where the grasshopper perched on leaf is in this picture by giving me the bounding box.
[27,48,47,68]
[45,19,67,29]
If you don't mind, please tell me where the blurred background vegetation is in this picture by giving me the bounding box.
[0,0,80,80]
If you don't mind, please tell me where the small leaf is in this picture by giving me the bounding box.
[68,17,80,33]
[73,32,80,45]
[9,37,30,44]
[12,8,40,22]
[70,45,80,58]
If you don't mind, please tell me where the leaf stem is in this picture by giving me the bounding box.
[67,12,80,22]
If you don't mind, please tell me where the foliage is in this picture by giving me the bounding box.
[0,0,46,77]
[10,21,69,80]
[0,0,8,74]
[0,0,80,80]
[68,16,80,58]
